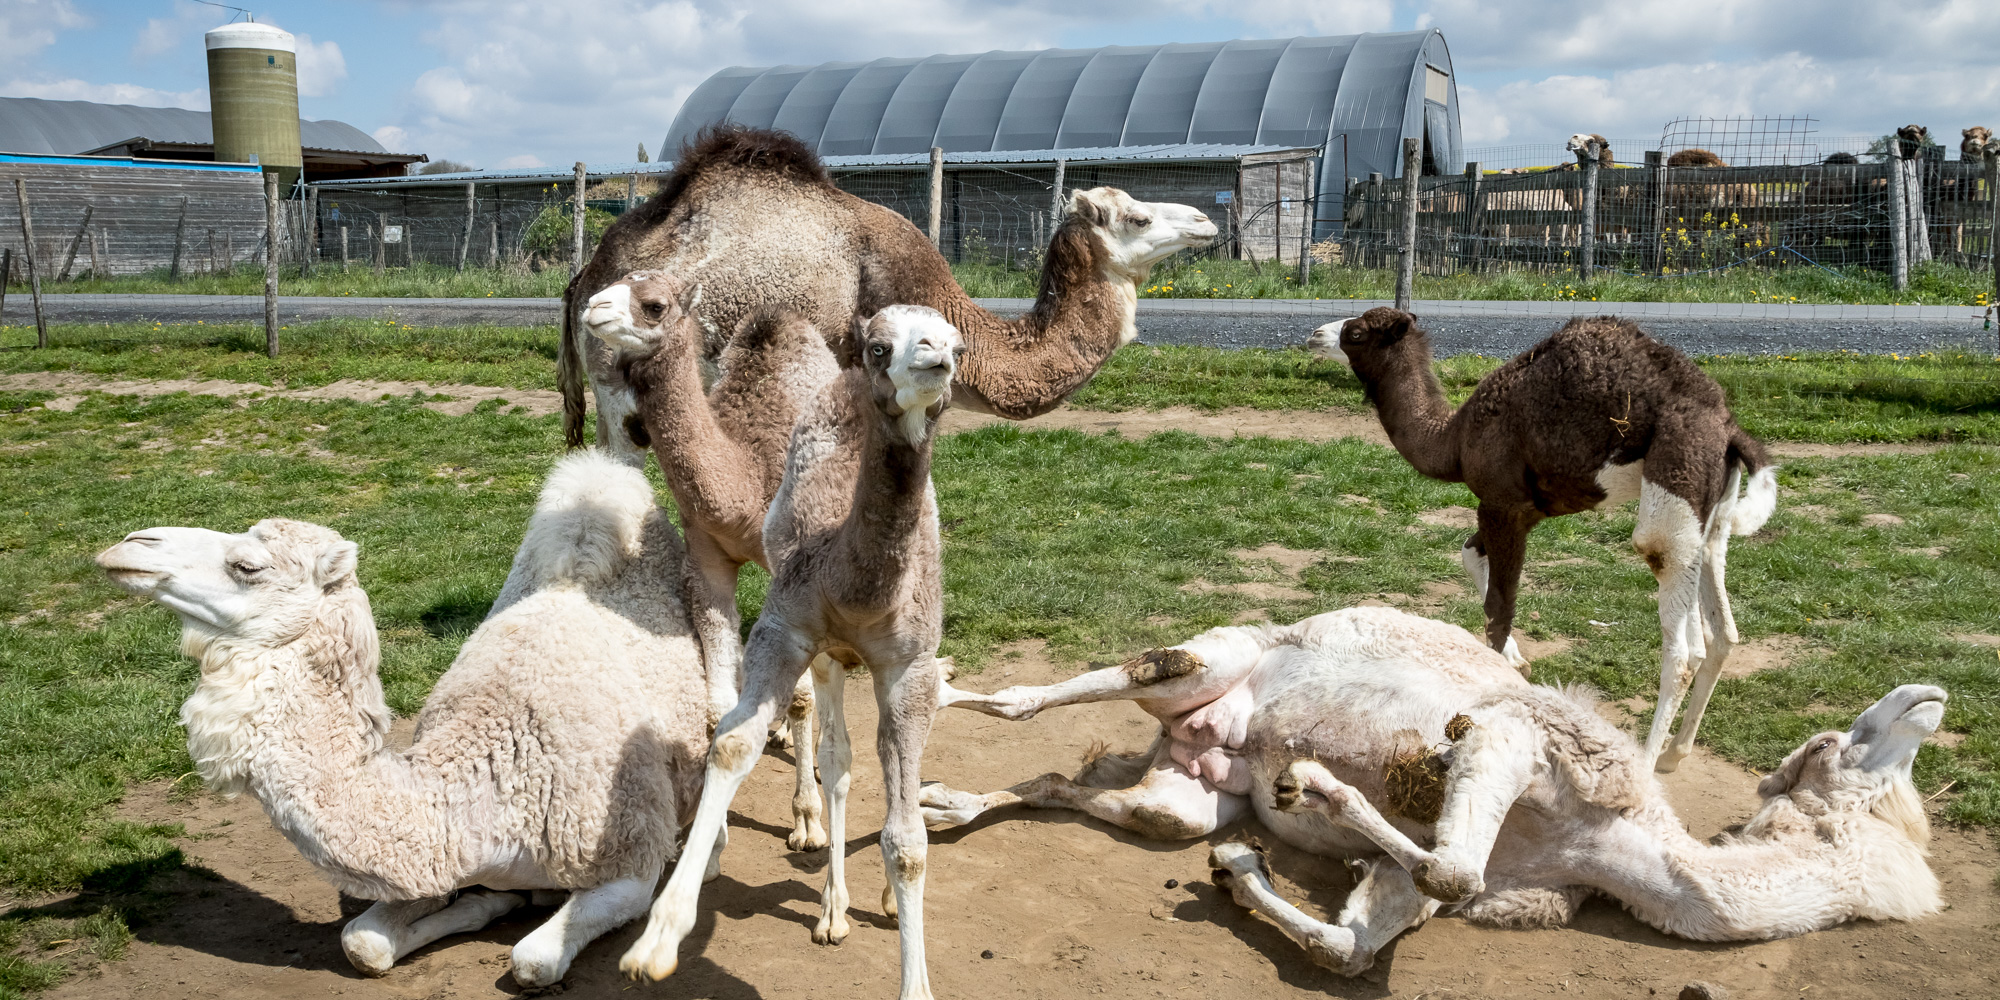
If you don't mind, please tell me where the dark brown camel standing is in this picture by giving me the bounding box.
[558,126,1216,460]
[1309,308,1778,773]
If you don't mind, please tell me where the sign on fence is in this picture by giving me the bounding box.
[382,225,404,244]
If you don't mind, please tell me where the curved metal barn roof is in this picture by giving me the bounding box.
[0,97,387,156]
[662,31,1461,187]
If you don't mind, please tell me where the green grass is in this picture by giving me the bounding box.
[2,388,1996,933]
[4,262,569,299]
[1070,345,2000,444]
[1,319,560,391]
[953,257,2000,306]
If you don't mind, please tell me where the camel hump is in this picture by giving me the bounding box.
[672,124,832,190]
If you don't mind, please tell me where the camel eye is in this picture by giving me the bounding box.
[641,302,665,321]
[231,562,266,577]
[871,344,887,357]
[1815,738,1837,753]
[1127,214,1151,228]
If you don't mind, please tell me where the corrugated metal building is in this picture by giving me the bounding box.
[664,31,1463,235]
[0,96,423,181]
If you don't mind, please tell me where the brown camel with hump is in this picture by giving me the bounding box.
[580,271,839,854]
[559,125,1217,456]
[1309,308,1778,774]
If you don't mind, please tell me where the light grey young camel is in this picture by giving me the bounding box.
[1309,308,1778,772]
[922,607,1945,976]
[559,126,1216,458]
[620,305,964,1000]
[584,270,838,853]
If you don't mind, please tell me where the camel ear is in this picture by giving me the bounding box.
[1069,189,1109,227]
[316,540,359,590]
[842,312,873,368]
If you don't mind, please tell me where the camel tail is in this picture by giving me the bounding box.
[558,275,588,449]
[1726,427,1777,536]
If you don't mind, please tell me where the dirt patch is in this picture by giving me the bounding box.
[1,372,560,417]
[1861,513,1906,527]
[1789,504,1836,522]
[1767,441,1977,458]
[1900,546,1947,558]
[1512,630,1574,661]
[1181,579,1313,601]
[1417,506,1478,530]
[1952,633,2000,649]
[1228,544,1319,579]
[48,656,1998,1000]
[941,405,1392,444]
[1720,633,1812,680]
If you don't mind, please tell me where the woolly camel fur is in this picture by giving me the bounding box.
[585,270,838,853]
[558,126,1217,459]
[923,606,1945,975]
[621,305,963,999]
[1307,309,1777,773]
[94,451,711,986]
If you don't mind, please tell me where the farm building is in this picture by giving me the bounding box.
[312,31,1462,268]
[0,97,425,183]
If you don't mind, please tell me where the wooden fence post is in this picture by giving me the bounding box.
[1987,150,1999,325]
[1579,140,1600,279]
[374,213,387,276]
[458,181,475,273]
[1396,137,1420,311]
[13,179,47,348]
[264,172,280,358]
[1050,157,1066,229]
[301,185,317,275]
[625,174,636,215]
[1463,161,1484,272]
[489,219,499,266]
[1888,154,1909,291]
[169,194,189,281]
[1645,151,1667,274]
[927,147,944,249]
[206,228,218,275]
[1,248,10,322]
[339,225,349,271]
[88,230,102,279]
[1298,156,1319,286]
[571,162,587,277]
[57,205,93,282]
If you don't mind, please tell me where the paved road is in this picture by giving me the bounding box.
[9,293,1994,356]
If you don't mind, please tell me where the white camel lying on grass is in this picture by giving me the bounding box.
[96,450,710,987]
[923,607,1945,974]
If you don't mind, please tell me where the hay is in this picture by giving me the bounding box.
[1382,714,1476,824]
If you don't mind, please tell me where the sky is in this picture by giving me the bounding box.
[3,0,1997,169]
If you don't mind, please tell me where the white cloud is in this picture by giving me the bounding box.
[0,0,86,63]
[497,154,546,168]
[294,34,348,98]
[372,125,413,150]
[133,1,209,59]
[0,77,207,109]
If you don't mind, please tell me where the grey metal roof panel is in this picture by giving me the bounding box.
[933,50,1040,151]
[0,96,392,156]
[661,66,765,156]
[819,57,924,155]
[1121,42,1225,145]
[1256,36,1357,148]
[874,52,981,153]
[770,61,869,149]
[992,48,1097,151]
[1053,46,1156,148]
[1188,38,1290,145]
[726,65,817,134]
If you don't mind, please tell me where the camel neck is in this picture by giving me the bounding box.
[632,324,754,514]
[835,400,937,609]
[1359,340,1462,480]
[926,224,1134,420]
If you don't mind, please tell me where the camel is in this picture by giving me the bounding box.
[558,125,1217,459]
[94,451,711,986]
[921,606,1946,975]
[1963,127,1993,160]
[1306,309,1777,773]
[620,305,963,1000]
[584,270,839,853]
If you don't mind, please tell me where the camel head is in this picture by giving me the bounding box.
[582,270,691,356]
[1306,318,1358,364]
[1314,307,1428,386]
[1067,187,1218,278]
[98,519,359,641]
[1565,133,1610,164]
[1755,684,1946,843]
[1894,125,1929,160]
[853,304,963,446]
[1963,126,1993,160]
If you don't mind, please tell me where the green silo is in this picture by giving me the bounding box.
[205,21,303,189]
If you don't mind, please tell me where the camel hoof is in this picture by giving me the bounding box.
[881,884,898,921]
[618,945,677,982]
[1653,749,1686,774]
[813,912,851,945]
[1412,859,1482,904]
[788,822,830,852]
[1303,926,1366,977]
[918,781,985,830]
[340,930,396,977]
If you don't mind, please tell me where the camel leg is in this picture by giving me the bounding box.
[620,617,812,981]
[1411,709,1539,904]
[1634,479,1706,772]
[1208,845,1437,977]
[920,747,1245,839]
[812,655,854,945]
[680,531,746,731]
[1272,760,1437,874]
[939,625,1276,721]
[1475,507,1535,673]
[787,666,827,851]
[1460,531,1489,601]
[341,891,524,975]
[1664,498,1743,768]
[873,655,942,1000]
[510,873,657,987]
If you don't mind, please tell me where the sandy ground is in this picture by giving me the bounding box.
[3,372,1981,459]
[33,646,1997,1000]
